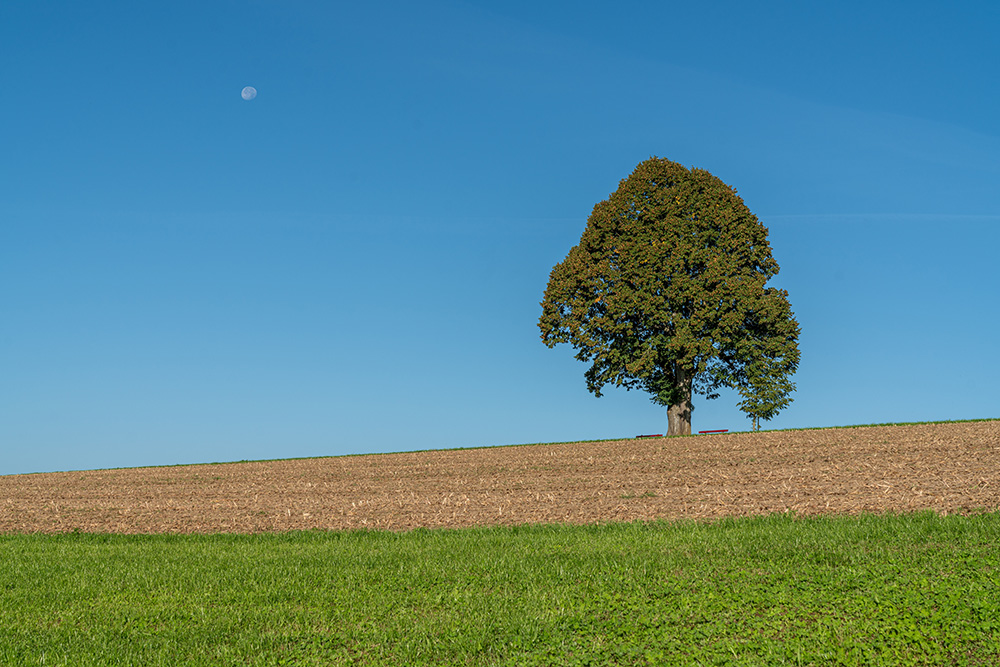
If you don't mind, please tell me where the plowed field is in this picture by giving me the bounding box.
[2,421,998,534]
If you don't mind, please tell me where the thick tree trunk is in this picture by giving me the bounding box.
[666,365,693,436]
[667,401,692,435]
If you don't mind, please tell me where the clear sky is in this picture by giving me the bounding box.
[3,1,998,475]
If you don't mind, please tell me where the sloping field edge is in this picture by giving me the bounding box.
[4,417,999,477]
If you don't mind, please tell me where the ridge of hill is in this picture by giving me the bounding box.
[2,420,998,534]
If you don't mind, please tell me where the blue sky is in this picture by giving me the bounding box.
[2,1,998,475]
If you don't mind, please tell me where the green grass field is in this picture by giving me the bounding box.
[3,511,1000,666]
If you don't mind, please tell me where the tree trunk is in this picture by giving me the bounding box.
[666,365,693,436]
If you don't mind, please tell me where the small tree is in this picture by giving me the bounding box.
[735,344,797,432]
[538,157,800,435]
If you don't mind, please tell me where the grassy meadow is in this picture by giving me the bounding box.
[2,511,1000,666]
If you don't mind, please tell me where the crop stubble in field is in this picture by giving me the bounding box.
[1,422,998,534]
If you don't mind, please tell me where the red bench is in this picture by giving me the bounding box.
[636,430,728,438]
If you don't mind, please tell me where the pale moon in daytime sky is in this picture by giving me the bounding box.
[241,86,257,101]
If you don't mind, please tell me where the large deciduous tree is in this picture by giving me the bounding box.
[538,157,800,435]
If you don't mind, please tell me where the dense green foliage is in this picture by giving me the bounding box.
[3,512,1000,665]
[539,158,800,433]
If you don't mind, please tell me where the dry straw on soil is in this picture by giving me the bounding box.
[2,421,998,534]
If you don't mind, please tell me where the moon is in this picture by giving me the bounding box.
[241,86,257,101]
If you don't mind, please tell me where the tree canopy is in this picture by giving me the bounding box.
[538,157,800,435]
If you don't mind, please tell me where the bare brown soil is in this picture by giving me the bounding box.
[2,421,998,534]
